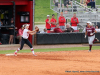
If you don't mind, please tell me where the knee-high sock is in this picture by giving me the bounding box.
[89,45,92,51]
[93,39,97,43]
[15,48,20,53]
[31,48,34,54]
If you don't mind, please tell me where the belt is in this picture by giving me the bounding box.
[22,37,28,39]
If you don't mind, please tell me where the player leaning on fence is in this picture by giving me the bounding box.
[14,24,39,56]
[71,13,79,31]
[59,12,66,30]
[50,14,57,30]
[85,21,99,52]
[45,15,51,33]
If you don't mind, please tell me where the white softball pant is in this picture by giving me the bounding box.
[88,35,95,45]
[71,26,77,30]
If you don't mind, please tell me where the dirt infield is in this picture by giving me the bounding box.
[0,50,100,75]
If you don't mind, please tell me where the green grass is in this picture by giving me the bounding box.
[0,46,100,54]
[35,0,57,22]
[94,0,100,5]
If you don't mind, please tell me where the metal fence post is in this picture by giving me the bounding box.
[72,1,73,15]
[32,0,35,45]
[60,0,61,12]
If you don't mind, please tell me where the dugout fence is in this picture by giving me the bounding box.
[36,33,100,45]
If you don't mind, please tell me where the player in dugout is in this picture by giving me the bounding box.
[52,23,63,33]
[59,12,66,30]
[45,15,51,33]
[50,14,57,30]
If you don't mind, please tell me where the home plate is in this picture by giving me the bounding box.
[5,54,17,56]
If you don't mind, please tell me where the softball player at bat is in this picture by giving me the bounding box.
[85,21,99,52]
[14,24,39,56]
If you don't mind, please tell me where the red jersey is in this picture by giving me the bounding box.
[50,18,57,28]
[54,28,63,33]
[71,17,79,26]
[86,26,95,36]
[59,16,66,26]
[45,19,50,29]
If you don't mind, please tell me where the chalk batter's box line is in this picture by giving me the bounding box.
[65,71,100,73]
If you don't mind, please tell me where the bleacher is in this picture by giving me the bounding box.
[50,0,100,31]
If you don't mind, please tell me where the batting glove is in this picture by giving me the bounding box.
[90,33,94,36]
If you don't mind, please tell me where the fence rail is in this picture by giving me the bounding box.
[50,0,100,28]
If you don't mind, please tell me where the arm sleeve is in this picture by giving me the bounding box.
[46,19,48,23]
[71,18,75,24]
[71,18,73,23]
[93,27,95,32]
[55,19,57,22]
[50,19,52,23]
[71,18,78,24]
[77,18,79,24]
[51,19,54,25]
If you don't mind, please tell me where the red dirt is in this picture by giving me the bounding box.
[0,50,100,75]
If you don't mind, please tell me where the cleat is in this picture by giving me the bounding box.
[33,54,37,56]
[95,38,99,42]
[14,52,17,56]
[88,50,91,52]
